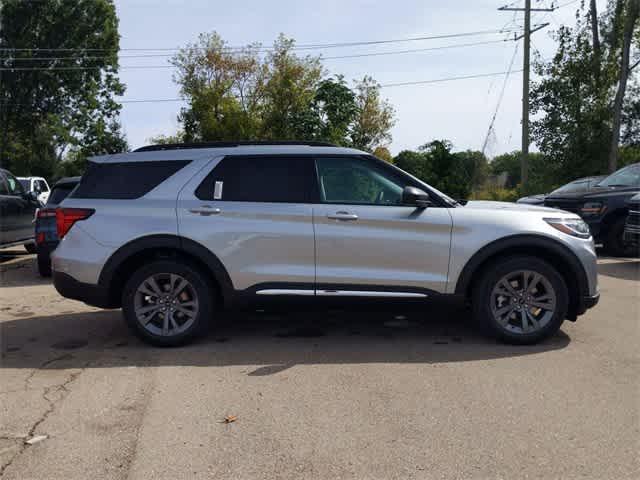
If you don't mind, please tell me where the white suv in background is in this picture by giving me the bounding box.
[18,176,50,205]
[51,142,600,347]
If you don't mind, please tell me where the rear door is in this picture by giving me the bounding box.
[177,155,317,294]
[312,156,452,295]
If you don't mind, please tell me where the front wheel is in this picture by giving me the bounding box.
[472,256,568,345]
[122,260,214,347]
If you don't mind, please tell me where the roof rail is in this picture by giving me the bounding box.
[134,141,338,152]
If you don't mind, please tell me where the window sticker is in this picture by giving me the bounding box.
[214,181,223,200]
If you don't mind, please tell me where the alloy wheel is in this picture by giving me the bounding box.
[133,273,199,337]
[490,270,557,335]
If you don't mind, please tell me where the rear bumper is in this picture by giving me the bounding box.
[53,271,115,309]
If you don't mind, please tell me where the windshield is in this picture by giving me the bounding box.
[598,164,640,187]
[551,179,588,195]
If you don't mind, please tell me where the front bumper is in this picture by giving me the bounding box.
[577,292,600,316]
[53,271,115,309]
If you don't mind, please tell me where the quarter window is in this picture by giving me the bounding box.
[315,157,405,205]
[195,156,314,203]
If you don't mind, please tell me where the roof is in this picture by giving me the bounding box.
[90,143,367,163]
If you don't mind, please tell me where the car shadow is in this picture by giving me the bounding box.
[0,254,51,287]
[597,258,640,281]
[0,305,571,374]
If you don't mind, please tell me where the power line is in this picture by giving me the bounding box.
[1,39,513,63]
[0,25,541,54]
[481,43,520,155]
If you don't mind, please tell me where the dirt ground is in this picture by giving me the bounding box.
[0,249,638,480]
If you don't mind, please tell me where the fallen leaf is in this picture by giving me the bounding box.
[223,415,237,424]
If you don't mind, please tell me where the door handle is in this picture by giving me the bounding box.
[327,211,358,221]
[189,206,221,216]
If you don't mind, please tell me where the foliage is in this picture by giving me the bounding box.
[530,0,640,181]
[372,146,393,163]
[0,0,128,178]
[349,76,395,152]
[470,187,520,202]
[170,33,395,151]
[489,151,559,193]
[393,140,488,199]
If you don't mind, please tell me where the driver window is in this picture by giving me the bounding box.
[5,174,23,195]
[316,157,404,205]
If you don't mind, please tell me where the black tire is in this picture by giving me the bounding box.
[37,250,52,277]
[603,216,638,257]
[472,256,569,345]
[121,260,214,347]
[24,243,37,254]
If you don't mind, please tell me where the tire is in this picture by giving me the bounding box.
[24,243,37,254]
[121,260,214,347]
[603,216,638,257]
[472,256,569,345]
[37,250,52,277]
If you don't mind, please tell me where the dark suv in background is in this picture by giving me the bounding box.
[0,168,39,252]
[545,163,640,256]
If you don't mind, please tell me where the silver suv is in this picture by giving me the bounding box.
[51,142,599,346]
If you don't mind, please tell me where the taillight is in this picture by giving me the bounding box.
[55,208,95,239]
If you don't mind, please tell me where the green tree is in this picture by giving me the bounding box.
[393,141,487,199]
[0,0,127,178]
[262,35,324,140]
[171,32,266,142]
[350,76,395,152]
[530,0,640,181]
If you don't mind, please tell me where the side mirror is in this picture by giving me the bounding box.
[402,186,431,208]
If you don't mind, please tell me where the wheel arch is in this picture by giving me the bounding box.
[454,234,590,320]
[98,234,234,308]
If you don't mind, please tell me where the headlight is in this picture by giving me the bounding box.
[580,201,606,216]
[544,217,592,239]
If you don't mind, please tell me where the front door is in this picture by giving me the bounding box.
[313,156,452,295]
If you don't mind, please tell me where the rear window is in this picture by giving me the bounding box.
[195,156,315,203]
[72,160,190,199]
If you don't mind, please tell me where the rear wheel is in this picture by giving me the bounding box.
[472,256,568,345]
[122,260,214,347]
[604,217,637,257]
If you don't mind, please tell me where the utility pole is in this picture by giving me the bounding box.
[499,1,552,190]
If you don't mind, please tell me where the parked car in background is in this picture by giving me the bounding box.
[0,168,40,252]
[51,141,599,347]
[18,176,51,205]
[623,193,640,254]
[545,163,640,256]
[517,175,605,205]
[35,176,81,276]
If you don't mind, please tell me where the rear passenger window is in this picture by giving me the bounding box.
[195,156,314,203]
[72,160,191,199]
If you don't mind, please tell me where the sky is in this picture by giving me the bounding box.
[112,0,602,157]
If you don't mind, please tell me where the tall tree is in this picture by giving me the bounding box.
[530,0,639,182]
[261,35,324,140]
[609,0,640,171]
[0,0,127,177]
[349,76,395,152]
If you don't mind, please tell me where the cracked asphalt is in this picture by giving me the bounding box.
[1,251,638,479]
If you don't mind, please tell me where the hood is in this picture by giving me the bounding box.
[463,200,565,214]
[547,184,638,200]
